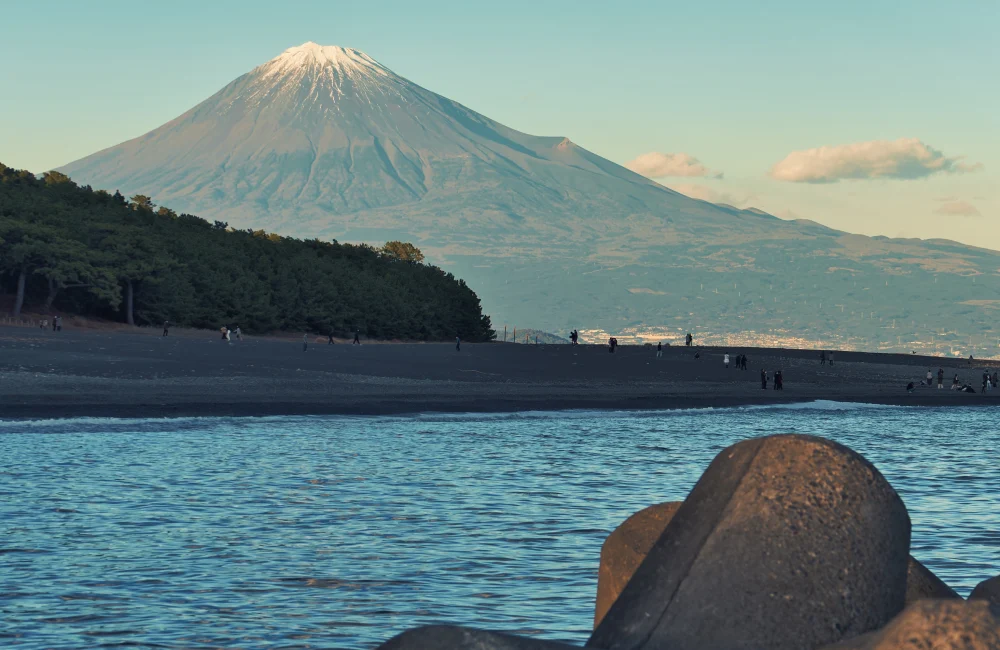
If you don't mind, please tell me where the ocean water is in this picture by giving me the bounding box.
[2,404,998,649]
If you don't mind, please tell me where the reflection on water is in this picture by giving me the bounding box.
[1,404,998,649]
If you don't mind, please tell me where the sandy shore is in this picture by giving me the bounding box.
[1,325,998,419]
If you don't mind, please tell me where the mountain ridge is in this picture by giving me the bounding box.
[60,43,1000,354]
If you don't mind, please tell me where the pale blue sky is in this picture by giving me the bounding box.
[1,0,996,246]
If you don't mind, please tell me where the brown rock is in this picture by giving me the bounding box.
[906,557,961,603]
[971,576,1000,606]
[595,506,952,626]
[595,501,682,628]
[588,434,911,650]
[376,625,579,650]
[818,599,1000,649]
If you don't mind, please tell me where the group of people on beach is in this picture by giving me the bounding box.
[819,351,834,365]
[607,337,619,353]
[220,325,242,344]
[761,369,783,390]
[906,367,998,394]
[724,353,748,370]
[41,315,63,332]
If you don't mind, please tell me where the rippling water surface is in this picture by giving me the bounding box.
[2,403,999,649]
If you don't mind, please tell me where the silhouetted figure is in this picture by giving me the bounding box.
[303,333,309,352]
[774,370,783,390]
[456,336,461,352]
[328,333,335,345]
[570,330,579,345]
[656,342,663,358]
[819,351,826,365]
[828,352,834,366]
[353,330,361,345]
[741,354,748,371]
[685,333,693,347]
[761,369,767,389]
[163,320,170,337]
[937,368,945,389]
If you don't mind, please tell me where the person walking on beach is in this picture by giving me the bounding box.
[741,354,748,370]
[656,342,663,358]
[303,333,308,352]
[828,352,834,366]
[686,333,693,347]
[162,320,170,337]
[761,369,768,389]
[937,368,945,389]
[925,370,933,386]
[724,353,730,369]
[456,336,461,352]
[225,328,232,345]
[328,333,335,345]
[353,329,361,345]
[234,325,242,342]
[819,350,826,365]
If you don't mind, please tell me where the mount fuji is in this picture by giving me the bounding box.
[61,43,1000,352]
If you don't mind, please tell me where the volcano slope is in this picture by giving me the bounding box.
[61,43,1000,352]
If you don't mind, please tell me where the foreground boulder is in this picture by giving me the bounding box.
[818,599,1000,649]
[971,576,1000,606]
[906,557,961,602]
[595,501,682,627]
[596,506,957,628]
[376,625,578,649]
[588,434,911,650]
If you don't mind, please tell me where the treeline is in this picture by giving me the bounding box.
[0,163,495,341]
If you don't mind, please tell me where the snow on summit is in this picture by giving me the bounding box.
[259,42,391,80]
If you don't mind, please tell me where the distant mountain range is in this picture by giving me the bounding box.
[61,43,1000,354]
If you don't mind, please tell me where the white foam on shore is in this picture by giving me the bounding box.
[741,400,896,411]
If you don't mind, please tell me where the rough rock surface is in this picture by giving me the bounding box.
[971,576,1000,606]
[588,434,911,650]
[817,599,1000,649]
[595,502,683,628]
[596,504,953,629]
[906,557,961,603]
[376,625,578,649]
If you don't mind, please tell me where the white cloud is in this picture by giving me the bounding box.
[934,200,981,217]
[626,152,721,178]
[769,138,983,183]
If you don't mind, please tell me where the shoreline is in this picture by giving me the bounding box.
[3,325,999,422]
[4,394,1000,422]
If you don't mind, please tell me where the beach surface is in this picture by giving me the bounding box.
[1,326,998,419]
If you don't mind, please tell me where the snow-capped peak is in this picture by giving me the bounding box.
[259,42,390,80]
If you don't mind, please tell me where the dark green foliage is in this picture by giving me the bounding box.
[0,163,495,341]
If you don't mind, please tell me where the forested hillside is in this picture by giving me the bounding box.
[0,163,495,341]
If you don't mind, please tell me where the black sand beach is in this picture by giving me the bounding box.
[1,325,998,419]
